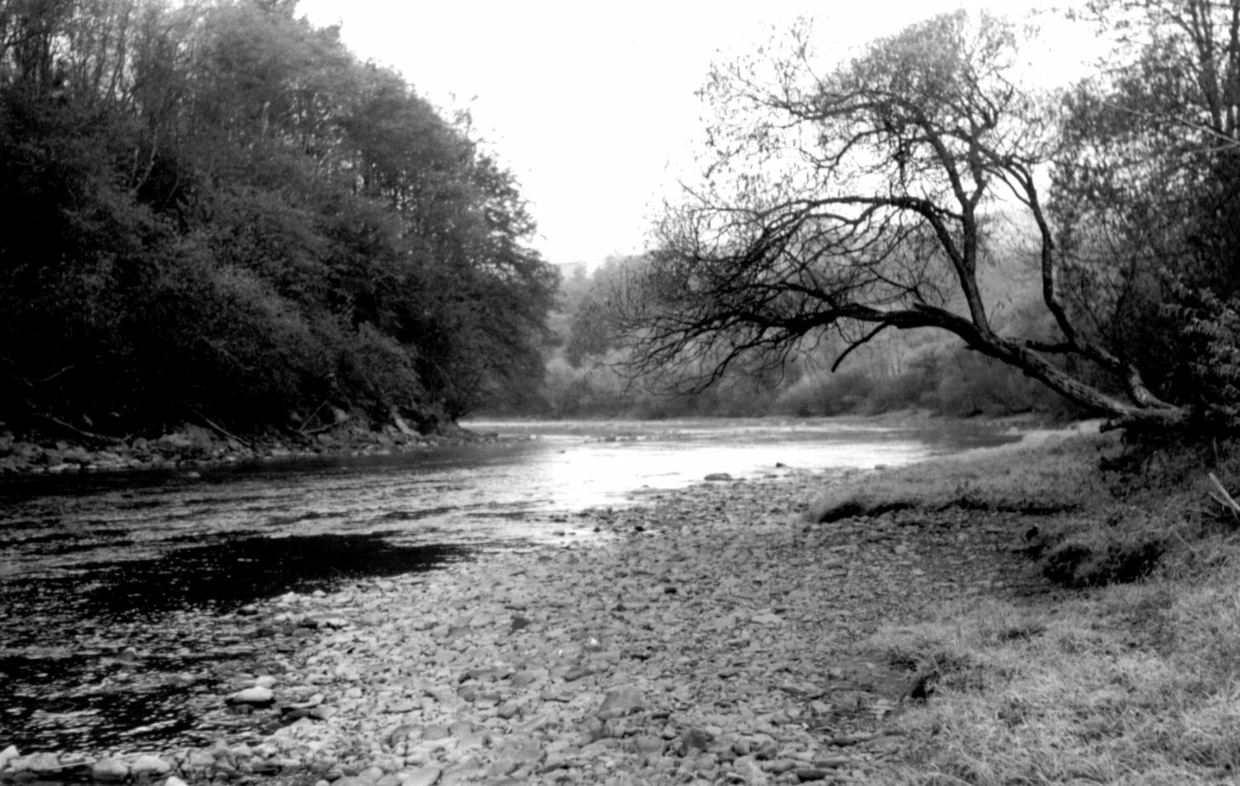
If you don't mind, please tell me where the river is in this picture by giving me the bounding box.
[0,417,1017,754]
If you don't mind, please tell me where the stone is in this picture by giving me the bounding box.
[128,754,172,778]
[731,756,770,785]
[227,686,275,706]
[809,756,851,769]
[562,665,593,682]
[705,473,733,481]
[385,724,417,747]
[0,747,18,771]
[165,777,190,786]
[14,753,60,774]
[90,758,130,782]
[629,735,665,755]
[402,765,442,786]
[680,728,714,755]
[493,741,544,771]
[439,762,482,786]
[596,685,644,719]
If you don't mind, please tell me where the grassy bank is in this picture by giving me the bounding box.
[812,424,1240,784]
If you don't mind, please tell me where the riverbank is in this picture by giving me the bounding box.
[4,420,1236,785]
[0,420,505,478]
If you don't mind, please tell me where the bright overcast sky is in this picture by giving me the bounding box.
[298,0,1095,267]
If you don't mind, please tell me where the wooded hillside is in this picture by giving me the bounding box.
[0,0,557,440]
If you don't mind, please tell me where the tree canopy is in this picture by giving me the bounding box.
[0,0,557,437]
[615,5,1240,432]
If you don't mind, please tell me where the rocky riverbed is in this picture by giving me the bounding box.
[0,464,1054,786]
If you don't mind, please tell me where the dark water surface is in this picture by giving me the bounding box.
[0,417,1018,753]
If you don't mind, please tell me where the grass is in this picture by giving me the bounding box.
[814,424,1240,785]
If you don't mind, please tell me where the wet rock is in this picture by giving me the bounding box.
[705,473,734,481]
[228,686,275,706]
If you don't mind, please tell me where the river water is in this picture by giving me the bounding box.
[0,417,1017,754]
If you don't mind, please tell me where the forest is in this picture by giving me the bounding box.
[5,0,1240,438]
[0,0,557,441]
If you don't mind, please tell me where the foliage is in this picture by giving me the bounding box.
[1051,0,1240,429]
[0,0,557,437]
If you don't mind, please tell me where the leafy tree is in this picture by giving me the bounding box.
[1052,0,1240,416]
[615,11,1196,430]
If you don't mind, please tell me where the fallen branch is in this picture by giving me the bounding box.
[187,406,251,450]
[38,414,122,447]
[1207,472,1240,524]
[297,399,332,436]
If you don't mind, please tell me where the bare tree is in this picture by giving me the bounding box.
[614,11,1191,430]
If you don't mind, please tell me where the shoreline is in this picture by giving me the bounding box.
[0,423,513,480]
[0,410,1059,481]
[0,425,1086,785]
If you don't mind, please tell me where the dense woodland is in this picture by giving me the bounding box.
[5,0,1240,436]
[0,0,557,440]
